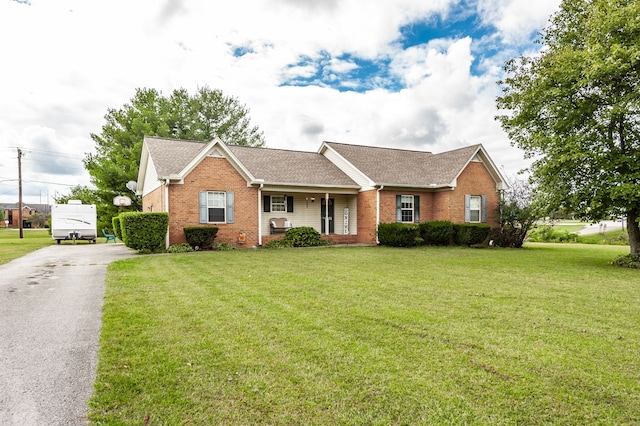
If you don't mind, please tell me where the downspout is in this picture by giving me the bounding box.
[258,183,263,246]
[164,179,170,249]
[376,185,384,244]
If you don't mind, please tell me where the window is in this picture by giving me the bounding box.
[271,195,286,212]
[199,191,234,224]
[401,195,414,222]
[207,191,226,222]
[469,196,481,222]
[263,195,294,213]
[396,195,420,223]
[465,194,486,223]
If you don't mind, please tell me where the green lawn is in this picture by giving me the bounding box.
[90,244,639,425]
[0,228,53,265]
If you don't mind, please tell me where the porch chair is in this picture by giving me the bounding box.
[102,228,116,243]
[270,218,292,234]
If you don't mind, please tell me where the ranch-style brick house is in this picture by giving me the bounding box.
[136,136,508,248]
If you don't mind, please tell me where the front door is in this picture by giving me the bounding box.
[321,198,334,234]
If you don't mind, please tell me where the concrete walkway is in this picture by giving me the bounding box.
[576,220,624,235]
[0,243,134,425]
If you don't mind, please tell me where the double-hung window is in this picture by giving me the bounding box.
[207,191,226,222]
[396,194,420,223]
[464,194,486,223]
[263,195,294,213]
[401,195,414,223]
[271,195,286,212]
[469,196,481,222]
[199,191,235,224]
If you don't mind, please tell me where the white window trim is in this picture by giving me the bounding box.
[469,195,481,223]
[400,195,414,223]
[271,195,286,212]
[206,191,226,223]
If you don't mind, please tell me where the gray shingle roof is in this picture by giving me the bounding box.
[323,141,481,186]
[145,137,209,177]
[228,145,358,187]
[143,137,487,189]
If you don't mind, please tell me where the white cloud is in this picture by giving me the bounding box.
[478,0,559,45]
[0,0,561,204]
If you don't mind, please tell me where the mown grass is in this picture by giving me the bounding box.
[0,228,53,265]
[90,244,639,425]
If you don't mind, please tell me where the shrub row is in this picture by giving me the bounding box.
[112,212,169,252]
[378,221,491,248]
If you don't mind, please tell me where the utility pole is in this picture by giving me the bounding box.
[18,148,23,239]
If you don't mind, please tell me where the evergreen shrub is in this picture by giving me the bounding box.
[184,226,219,250]
[378,223,419,247]
[120,212,169,252]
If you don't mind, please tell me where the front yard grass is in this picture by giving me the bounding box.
[0,228,53,265]
[90,244,639,425]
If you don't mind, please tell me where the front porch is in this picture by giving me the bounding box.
[259,191,358,245]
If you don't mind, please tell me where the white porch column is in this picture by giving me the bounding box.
[325,192,330,235]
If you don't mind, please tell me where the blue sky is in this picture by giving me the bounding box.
[0,0,560,204]
[277,2,500,92]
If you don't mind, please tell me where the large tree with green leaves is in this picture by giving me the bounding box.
[84,86,265,217]
[496,0,640,257]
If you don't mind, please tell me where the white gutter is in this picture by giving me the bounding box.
[257,182,264,246]
[164,179,170,249]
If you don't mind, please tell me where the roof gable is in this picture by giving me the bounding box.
[144,136,210,177]
[228,145,358,187]
[322,141,493,188]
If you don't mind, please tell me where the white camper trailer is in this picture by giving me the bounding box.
[51,200,97,244]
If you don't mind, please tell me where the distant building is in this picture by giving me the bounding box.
[1,203,51,229]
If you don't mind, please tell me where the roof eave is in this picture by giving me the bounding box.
[374,183,453,190]
[259,181,361,189]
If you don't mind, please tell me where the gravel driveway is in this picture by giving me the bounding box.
[0,243,134,425]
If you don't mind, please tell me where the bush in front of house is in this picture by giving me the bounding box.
[168,243,194,253]
[263,227,330,249]
[284,226,330,247]
[454,223,491,246]
[419,221,454,246]
[120,212,169,252]
[488,227,527,248]
[184,226,219,250]
[112,215,123,241]
[263,238,293,249]
[378,223,419,247]
[212,242,234,251]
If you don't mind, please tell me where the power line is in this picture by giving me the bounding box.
[18,147,85,159]
[0,179,79,187]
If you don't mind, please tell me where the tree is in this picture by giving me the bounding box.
[492,178,540,248]
[84,86,265,219]
[26,212,46,228]
[496,0,640,257]
[53,185,100,205]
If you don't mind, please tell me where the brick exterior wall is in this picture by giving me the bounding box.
[141,155,500,247]
[376,161,500,229]
[165,157,259,247]
[357,190,378,244]
[448,161,500,227]
[142,186,164,214]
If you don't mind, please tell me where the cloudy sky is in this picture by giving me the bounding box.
[0,0,560,205]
